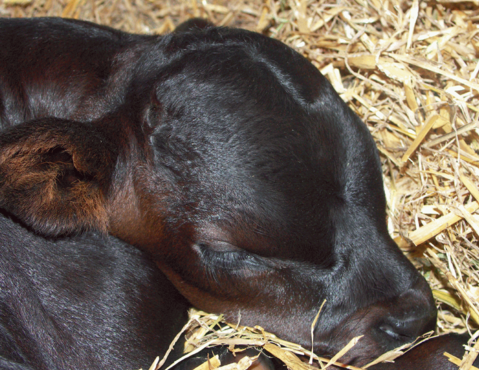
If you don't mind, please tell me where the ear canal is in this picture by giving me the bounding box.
[0,118,118,236]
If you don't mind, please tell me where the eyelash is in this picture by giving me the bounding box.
[196,244,266,270]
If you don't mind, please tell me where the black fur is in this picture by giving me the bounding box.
[0,17,441,367]
[0,211,188,369]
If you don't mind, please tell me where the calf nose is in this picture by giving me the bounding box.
[379,311,436,342]
[378,278,437,343]
[312,276,437,365]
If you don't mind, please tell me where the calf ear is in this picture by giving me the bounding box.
[174,18,213,33]
[0,118,118,236]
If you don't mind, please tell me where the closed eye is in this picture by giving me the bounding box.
[194,242,267,270]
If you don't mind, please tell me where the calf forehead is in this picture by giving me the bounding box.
[152,31,386,256]
[161,27,323,103]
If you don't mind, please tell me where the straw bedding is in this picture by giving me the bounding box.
[2,0,479,368]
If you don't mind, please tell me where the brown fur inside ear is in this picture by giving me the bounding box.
[0,118,118,236]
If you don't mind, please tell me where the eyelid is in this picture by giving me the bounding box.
[201,240,240,252]
[194,242,266,270]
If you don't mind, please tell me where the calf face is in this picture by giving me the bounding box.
[0,211,189,370]
[0,18,436,365]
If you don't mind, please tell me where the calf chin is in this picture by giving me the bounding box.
[369,333,478,370]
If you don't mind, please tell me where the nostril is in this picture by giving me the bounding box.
[378,297,437,343]
[376,279,437,344]
[379,323,407,341]
[378,314,434,342]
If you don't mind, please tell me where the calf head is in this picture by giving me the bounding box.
[0,25,436,365]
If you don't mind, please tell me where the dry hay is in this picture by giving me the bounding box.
[2,0,479,368]
[147,309,441,370]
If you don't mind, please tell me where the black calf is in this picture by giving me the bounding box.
[0,17,440,366]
